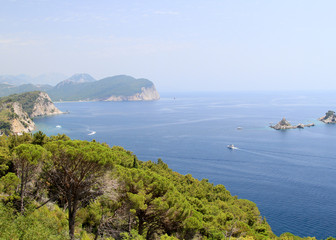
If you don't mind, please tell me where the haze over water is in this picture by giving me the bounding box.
[34,91,336,239]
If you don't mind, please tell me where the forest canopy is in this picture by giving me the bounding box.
[0,132,334,240]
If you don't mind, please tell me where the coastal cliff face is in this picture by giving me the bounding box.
[104,85,160,101]
[11,102,35,134]
[31,92,63,117]
[0,91,62,135]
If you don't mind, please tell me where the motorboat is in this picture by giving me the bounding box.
[227,144,238,150]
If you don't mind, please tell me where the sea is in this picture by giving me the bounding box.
[34,91,336,239]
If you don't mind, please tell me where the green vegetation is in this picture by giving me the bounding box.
[0,133,333,239]
[325,110,335,118]
[0,91,43,117]
[47,75,154,101]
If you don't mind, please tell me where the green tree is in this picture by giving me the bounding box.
[7,132,33,152]
[0,146,10,177]
[0,172,20,196]
[12,143,47,213]
[132,155,139,168]
[32,131,48,146]
[44,140,115,240]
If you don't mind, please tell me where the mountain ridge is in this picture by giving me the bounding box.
[54,73,96,89]
[0,74,160,102]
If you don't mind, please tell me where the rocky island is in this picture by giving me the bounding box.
[0,91,62,135]
[319,110,336,124]
[270,117,315,130]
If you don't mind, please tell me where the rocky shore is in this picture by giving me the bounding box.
[270,117,315,130]
[319,110,336,124]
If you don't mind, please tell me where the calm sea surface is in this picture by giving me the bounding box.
[34,92,336,239]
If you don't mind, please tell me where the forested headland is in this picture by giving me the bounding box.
[0,132,334,240]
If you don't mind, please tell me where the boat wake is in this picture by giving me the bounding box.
[88,131,96,136]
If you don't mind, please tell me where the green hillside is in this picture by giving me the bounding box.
[0,133,333,240]
[47,75,154,101]
[0,91,46,117]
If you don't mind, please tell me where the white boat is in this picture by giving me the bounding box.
[88,131,96,136]
[227,144,238,149]
[56,125,62,128]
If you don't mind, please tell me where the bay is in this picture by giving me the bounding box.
[34,91,336,239]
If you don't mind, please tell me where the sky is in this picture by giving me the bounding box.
[1,0,336,91]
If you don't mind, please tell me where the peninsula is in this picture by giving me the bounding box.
[0,74,160,102]
[0,91,62,135]
[270,117,314,130]
[319,110,336,124]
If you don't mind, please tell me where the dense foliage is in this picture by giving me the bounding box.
[0,132,334,240]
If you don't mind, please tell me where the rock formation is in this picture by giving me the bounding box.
[11,102,35,133]
[30,92,63,117]
[104,85,160,101]
[319,110,336,124]
[270,117,314,130]
[0,91,63,135]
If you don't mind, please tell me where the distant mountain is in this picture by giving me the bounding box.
[0,83,53,97]
[0,75,32,85]
[55,73,96,89]
[32,73,68,86]
[0,73,68,86]
[0,74,160,102]
[48,75,159,101]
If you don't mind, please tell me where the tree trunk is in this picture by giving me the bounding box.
[128,214,132,233]
[138,212,145,236]
[69,206,77,240]
[20,166,26,214]
[68,191,78,240]
[20,180,24,214]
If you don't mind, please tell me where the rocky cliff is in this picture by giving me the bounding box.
[30,92,63,117]
[104,85,160,101]
[10,102,35,134]
[0,91,62,135]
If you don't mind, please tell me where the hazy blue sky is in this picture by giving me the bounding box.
[1,0,336,91]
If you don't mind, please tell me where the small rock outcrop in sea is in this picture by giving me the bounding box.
[319,110,336,124]
[270,117,315,130]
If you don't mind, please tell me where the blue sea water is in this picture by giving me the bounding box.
[34,92,336,239]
